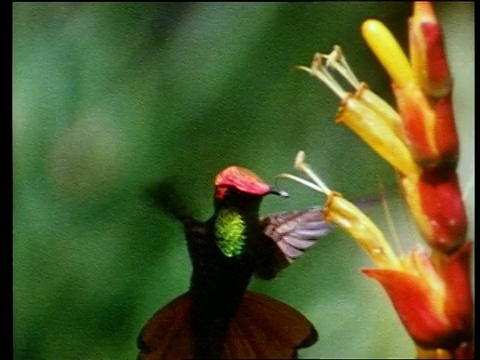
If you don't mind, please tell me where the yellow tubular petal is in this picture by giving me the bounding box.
[337,95,421,179]
[362,19,416,89]
[356,85,404,138]
[325,193,400,270]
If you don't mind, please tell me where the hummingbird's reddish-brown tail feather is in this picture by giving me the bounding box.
[137,292,193,360]
[223,291,318,358]
[137,291,317,359]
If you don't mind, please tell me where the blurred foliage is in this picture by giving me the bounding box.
[13,3,473,359]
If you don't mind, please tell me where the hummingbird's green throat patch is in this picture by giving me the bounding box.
[214,209,246,257]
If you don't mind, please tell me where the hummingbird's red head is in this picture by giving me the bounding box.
[214,166,288,201]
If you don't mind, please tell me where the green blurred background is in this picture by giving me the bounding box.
[13,3,473,359]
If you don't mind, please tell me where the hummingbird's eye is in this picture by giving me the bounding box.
[224,187,250,200]
[227,187,240,196]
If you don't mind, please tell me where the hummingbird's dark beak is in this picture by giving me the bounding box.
[269,187,289,198]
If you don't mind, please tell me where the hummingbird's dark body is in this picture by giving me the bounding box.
[185,191,269,358]
[138,167,332,359]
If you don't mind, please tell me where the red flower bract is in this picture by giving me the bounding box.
[362,242,473,350]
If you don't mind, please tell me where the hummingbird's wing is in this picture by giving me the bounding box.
[256,208,333,279]
[145,178,200,222]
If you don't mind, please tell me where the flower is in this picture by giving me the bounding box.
[284,2,473,357]
[361,2,466,253]
[279,152,473,357]
[296,3,467,254]
[362,243,473,351]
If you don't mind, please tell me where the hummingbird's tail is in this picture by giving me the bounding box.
[223,291,318,358]
[137,291,317,359]
[137,292,193,360]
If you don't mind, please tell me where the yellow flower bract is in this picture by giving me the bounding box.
[361,19,416,89]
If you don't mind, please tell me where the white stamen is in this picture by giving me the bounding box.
[325,45,361,89]
[296,53,348,99]
[297,46,362,98]
[277,173,325,194]
[294,151,332,196]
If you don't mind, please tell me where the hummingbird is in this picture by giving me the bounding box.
[137,166,333,359]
